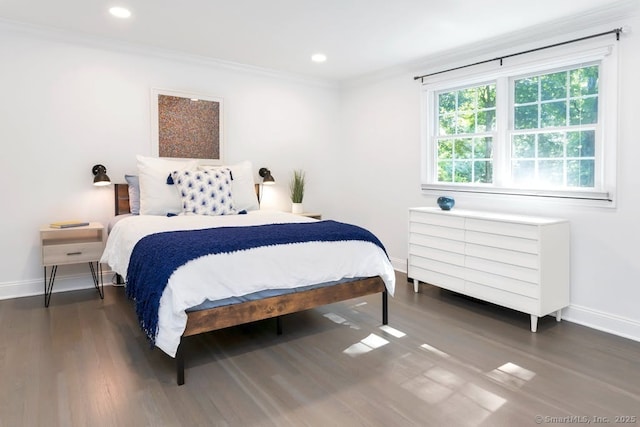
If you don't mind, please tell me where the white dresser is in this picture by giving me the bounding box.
[408,207,570,332]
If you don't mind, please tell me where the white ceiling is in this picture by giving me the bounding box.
[0,0,630,81]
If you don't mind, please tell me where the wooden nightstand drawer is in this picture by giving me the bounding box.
[42,241,104,266]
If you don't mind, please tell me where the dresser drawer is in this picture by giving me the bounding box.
[410,222,465,241]
[466,255,539,284]
[410,255,466,279]
[465,281,539,314]
[409,234,465,254]
[466,218,539,239]
[465,243,539,269]
[410,244,465,267]
[465,230,539,254]
[466,269,539,299]
[410,210,465,229]
[42,241,104,266]
[409,265,465,292]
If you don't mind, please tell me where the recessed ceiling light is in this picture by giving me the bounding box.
[311,53,327,63]
[109,7,132,19]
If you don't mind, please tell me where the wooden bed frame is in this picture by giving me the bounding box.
[113,183,389,385]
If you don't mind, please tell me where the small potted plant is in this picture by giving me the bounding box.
[289,169,305,214]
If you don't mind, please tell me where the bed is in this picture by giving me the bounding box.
[102,158,395,385]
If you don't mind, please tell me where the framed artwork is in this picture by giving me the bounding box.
[150,88,224,164]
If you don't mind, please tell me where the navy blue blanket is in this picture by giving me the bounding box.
[126,220,387,345]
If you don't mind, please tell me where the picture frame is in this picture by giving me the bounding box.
[150,88,224,165]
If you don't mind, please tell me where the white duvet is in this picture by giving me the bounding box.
[100,211,396,357]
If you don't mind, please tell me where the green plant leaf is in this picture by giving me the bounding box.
[289,169,305,203]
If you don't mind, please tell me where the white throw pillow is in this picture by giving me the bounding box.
[199,160,259,212]
[171,169,236,216]
[137,155,198,215]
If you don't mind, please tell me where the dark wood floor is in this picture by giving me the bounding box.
[1,272,638,427]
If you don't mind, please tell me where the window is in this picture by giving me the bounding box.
[511,65,598,188]
[436,83,496,184]
[422,44,617,202]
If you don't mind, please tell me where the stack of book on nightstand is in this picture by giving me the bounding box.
[49,220,90,229]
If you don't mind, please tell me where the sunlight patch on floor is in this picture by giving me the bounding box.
[379,325,406,338]
[460,382,507,412]
[343,333,389,357]
[361,333,389,349]
[401,374,454,404]
[323,312,360,330]
[498,362,536,380]
[486,362,536,388]
[401,365,506,425]
[436,391,494,426]
[342,342,371,357]
[420,343,450,358]
[425,366,465,388]
[323,312,347,324]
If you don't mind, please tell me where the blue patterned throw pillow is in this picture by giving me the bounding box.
[171,168,236,216]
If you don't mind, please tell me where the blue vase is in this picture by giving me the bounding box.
[437,196,455,210]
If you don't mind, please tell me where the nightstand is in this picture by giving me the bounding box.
[40,222,106,307]
[297,212,322,220]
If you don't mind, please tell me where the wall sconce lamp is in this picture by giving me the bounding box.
[257,167,274,206]
[258,167,275,184]
[92,164,111,186]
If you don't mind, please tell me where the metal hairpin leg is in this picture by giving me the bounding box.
[88,261,104,299]
[44,262,103,307]
[43,265,58,308]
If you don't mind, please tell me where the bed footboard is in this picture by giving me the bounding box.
[176,277,387,385]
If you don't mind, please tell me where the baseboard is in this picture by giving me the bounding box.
[563,304,640,343]
[0,271,114,301]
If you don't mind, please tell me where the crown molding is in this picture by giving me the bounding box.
[0,17,339,89]
[342,0,639,89]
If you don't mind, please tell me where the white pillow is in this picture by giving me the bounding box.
[199,160,259,212]
[137,155,198,215]
[171,169,236,216]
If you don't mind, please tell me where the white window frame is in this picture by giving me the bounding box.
[420,42,618,205]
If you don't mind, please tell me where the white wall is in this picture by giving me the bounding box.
[0,25,340,298]
[339,11,640,341]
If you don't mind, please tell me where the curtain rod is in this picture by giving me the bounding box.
[414,27,622,82]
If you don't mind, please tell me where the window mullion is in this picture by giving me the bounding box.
[494,76,510,187]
